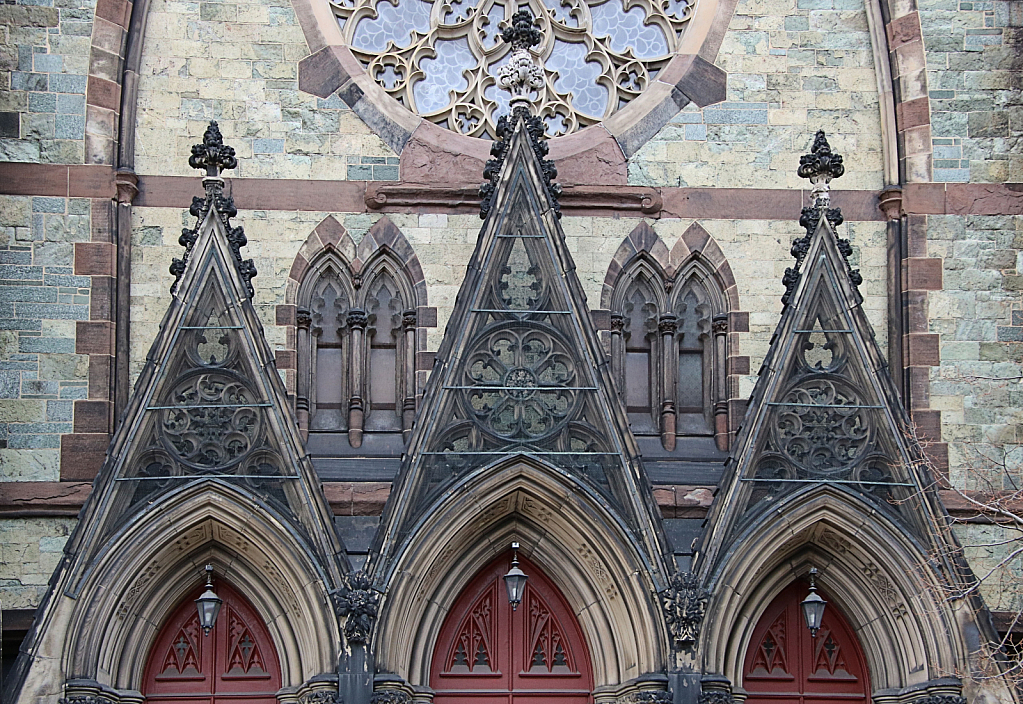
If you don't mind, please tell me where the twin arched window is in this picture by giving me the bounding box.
[296,251,417,447]
[609,257,729,451]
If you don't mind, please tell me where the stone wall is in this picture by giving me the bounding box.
[0,195,91,480]
[0,517,77,607]
[133,0,399,178]
[629,0,885,190]
[918,0,1021,183]
[0,0,94,163]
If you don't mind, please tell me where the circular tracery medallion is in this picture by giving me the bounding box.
[330,0,695,137]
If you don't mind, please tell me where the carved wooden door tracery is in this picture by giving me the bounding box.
[743,581,869,704]
[143,581,282,703]
[431,553,593,704]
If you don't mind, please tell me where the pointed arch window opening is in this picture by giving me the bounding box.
[297,252,420,444]
[609,258,729,450]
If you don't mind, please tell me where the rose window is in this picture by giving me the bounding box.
[462,325,579,441]
[330,0,695,137]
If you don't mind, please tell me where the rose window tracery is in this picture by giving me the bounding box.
[462,324,579,441]
[330,0,695,137]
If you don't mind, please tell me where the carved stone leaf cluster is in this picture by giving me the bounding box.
[171,121,257,298]
[661,570,708,648]
[330,0,694,137]
[333,570,380,644]
[620,691,673,703]
[370,691,411,704]
[697,692,735,704]
[781,131,859,307]
[300,692,343,704]
[480,108,561,219]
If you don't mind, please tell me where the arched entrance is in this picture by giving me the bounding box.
[742,581,870,704]
[430,552,594,704]
[142,580,282,703]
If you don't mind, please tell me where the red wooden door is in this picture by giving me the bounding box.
[743,581,870,704]
[143,581,282,703]
[431,553,593,704]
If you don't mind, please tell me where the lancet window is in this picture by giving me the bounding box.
[609,257,728,450]
[296,251,418,446]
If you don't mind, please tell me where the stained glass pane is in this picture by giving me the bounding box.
[546,40,609,118]
[414,38,474,113]
[352,0,432,52]
[332,0,692,135]
[590,0,669,59]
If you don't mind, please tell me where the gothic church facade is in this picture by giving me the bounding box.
[0,0,1020,700]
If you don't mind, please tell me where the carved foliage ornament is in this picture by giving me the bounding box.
[300,692,343,704]
[60,697,116,704]
[171,121,257,298]
[698,692,734,704]
[479,107,562,219]
[333,570,380,644]
[782,130,860,307]
[661,570,708,648]
[620,692,673,703]
[370,692,411,704]
[915,697,967,704]
[330,0,695,137]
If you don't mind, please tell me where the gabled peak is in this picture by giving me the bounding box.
[695,135,944,573]
[60,127,346,590]
[782,131,860,308]
[170,121,257,299]
[372,103,670,583]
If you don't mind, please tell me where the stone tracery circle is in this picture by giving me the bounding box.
[330,0,695,137]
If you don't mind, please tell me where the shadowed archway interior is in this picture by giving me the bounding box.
[143,580,282,704]
[430,551,594,704]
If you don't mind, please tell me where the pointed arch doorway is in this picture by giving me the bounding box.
[742,581,870,704]
[142,580,282,703]
[430,552,594,704]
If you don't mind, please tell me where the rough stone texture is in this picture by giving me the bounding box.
[956,523,1022,611]
[0,516,76,607]
[919,0,1022,183]
[133,0,400,179]
[627,0,885,189]
[0,0,94,164]
[0,196,90,474]
[928,214,1023,494]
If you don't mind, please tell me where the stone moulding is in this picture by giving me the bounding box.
[365,182,662,214]
[291,0,732,185]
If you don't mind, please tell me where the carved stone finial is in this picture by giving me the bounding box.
[189,120,238,177]
[661,570,708,649]
[496,10,545,116]
[332,570,379,645]
[797,130,844,207]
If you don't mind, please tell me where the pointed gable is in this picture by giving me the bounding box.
[372,113,671,578]
[698,138,944,569]
[64,123,346,590]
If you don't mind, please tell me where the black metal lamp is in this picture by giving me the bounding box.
[800,567,827,638]
[195,564,223,636]
[503,542,528,610]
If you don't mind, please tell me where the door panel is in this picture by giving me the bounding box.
[431,553,593,704]
[143,581,282,704]
[743,581,869,704]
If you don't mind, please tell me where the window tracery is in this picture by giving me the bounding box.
[329,0,695,137]
[609,256,727,450]
[297,250,418,446]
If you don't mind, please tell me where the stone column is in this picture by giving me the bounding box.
[347,309,368,448]
[610,314,625,403]
[712,314,728,451]
[659,314,678,451]
[401,309,417,441]
[295,308,312,438]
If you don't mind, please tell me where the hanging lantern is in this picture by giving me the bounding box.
[800,567,827,638]
[195,564,223,637]
[503,542,528,610]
